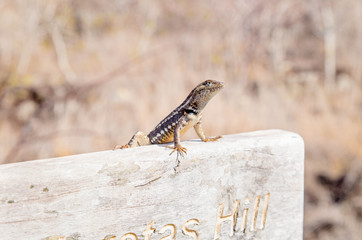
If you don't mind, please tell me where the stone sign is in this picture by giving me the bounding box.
[0,130,304,239]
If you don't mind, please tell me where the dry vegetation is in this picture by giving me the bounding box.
[0,0,361,239]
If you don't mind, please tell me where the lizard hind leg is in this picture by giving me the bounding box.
[114,131,150,150]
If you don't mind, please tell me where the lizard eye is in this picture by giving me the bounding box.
[204,81,212,87]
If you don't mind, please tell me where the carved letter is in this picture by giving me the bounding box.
[240,196,250,233]
[250,195,261,232]
[102,235,117,240]
[159,224,176,240]
[120,233,138,240]
[213,200,240,239]
[260,193,270,229]
[143,220,156,240]
[182,218,200,240]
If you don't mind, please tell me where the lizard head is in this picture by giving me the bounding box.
[188,80,224,111]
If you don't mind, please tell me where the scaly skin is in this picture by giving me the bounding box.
[115,80,224,158]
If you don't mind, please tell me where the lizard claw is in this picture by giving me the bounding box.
[114,144,130,150]
[167,144,187,158]
[203,135,222,142]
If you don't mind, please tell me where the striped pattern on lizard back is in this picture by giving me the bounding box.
[147,106,198,144]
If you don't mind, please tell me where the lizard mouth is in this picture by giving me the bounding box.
[209,80,224,90]
[213,81,224,91]
[206,82,224,98]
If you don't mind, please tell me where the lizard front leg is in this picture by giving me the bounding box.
[194,120,222,142]
[167,115,188,158]
[114,131,150,150]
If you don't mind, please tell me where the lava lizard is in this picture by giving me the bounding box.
[115,80,224,158]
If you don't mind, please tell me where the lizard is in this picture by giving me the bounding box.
[114,80,224,158]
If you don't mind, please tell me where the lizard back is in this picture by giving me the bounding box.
[147,107,185,144]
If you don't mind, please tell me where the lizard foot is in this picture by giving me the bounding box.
[167,144,187,158]
[113,144,130,150]
[203,135,222,142]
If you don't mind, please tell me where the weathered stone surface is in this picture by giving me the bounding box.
[0,130,304,240]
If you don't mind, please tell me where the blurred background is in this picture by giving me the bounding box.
[0,0,361,239]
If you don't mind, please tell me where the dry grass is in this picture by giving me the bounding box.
[0,1,361,239]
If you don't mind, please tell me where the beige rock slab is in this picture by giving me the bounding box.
[0,130,304,240]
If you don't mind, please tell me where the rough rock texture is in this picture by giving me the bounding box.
[0,130,304,240]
